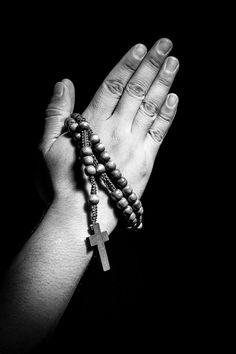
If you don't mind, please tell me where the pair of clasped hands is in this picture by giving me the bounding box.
[42,37,179,233]
[0,37,179,353]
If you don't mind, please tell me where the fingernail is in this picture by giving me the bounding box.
[156,38,172,55]
[54,82,64,97]
[167,94,178,107]
[165,56,179,72]
[133,44,147,59]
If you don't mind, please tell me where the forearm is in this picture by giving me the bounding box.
[0,193,116,351]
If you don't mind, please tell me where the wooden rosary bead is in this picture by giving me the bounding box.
[132,200,141,210]
[70,122,78,131]
[111,169,122,179]
[137,223,143,230]
[79,121,89,130]
[105,161,116,171]
[74,132,81,140]
[96,163,105,174]
[90,134,100,144]
[117,177,127,188]
[83,156,94,165]
[81,146,93,156]
[136,207,144,215]
[123,205,133,216]
[128,212,136,221]
[122,185,133,196]
[95,143,105,152]
[116,197,128,209]
[85,165,96,175]
[100,151,110,162]
[89,194,99,204]
[110,189,123,201]
[128,192,138,203]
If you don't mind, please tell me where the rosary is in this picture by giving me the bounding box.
[65,113,144,271]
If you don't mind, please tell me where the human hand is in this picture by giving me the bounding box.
[40,38,179,232]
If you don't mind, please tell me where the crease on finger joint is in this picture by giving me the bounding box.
[148,128,165,143]
[140,100,158,117]
[104,79,124,96]
[126,82,146,99]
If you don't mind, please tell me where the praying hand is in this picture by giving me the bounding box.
[0,37,179,353]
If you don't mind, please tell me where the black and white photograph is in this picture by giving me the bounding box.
[0,5,224,353]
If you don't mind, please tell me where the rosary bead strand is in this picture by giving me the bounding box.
[65,113,144,271]
[67,113,144,230]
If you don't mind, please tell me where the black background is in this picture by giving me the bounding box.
[0,5,221,352]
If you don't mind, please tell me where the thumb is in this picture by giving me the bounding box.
[41,78,75,154]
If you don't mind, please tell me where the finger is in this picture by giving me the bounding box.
[145,93,179,155]
[115,38,173,128]
[132,56,179,138]
[83,43,147,121]
[41,78,75,154]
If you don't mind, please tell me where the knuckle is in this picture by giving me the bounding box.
[126,81,146,99]
[148,128,165,143]
[140,100,158,117]
[104,79,124,97]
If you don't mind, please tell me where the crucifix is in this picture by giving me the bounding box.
[89,223,110,271]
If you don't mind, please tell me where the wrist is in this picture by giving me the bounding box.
[50,189,118,237]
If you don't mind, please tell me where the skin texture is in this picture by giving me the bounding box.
[42,38,179,224]
[0,38,179,353]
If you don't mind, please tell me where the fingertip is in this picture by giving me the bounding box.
[133,43,147,60]
[62,78,74,88]
[61,78,75,105]
[166,93,179,108]
[156,38,173,55]
[53,81,64,97]
[160,38,173,47]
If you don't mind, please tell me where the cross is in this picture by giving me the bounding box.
[89,223,110,271]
